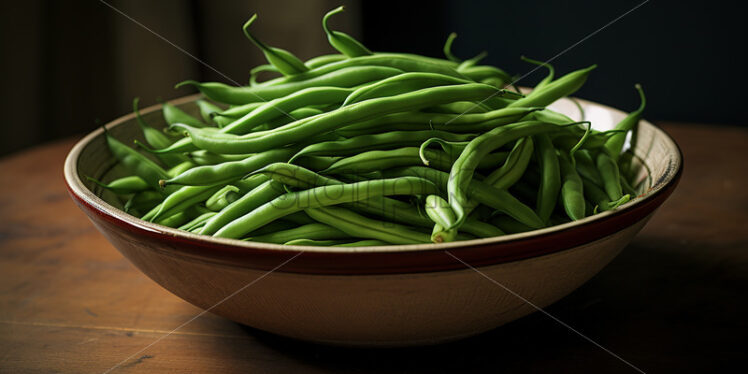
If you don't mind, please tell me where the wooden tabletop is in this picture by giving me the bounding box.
[1,123,745,373]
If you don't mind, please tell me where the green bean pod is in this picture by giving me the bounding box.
[205,185,241,211]
[291,130,476,162]
[459,65,513,87]
[200,178,283,236]
[176,66,403,105]
[306,206,431,244]
[176,84,508,155]
[243,14,308,75]
[145,184,223,222]
[179,212,218,232]
[133,98,189,167]
[162,148,295,187]
[520,56,554,92]
[508,65,596,108]
[188,150,253,166]
[214,176,438,239]
[87,175,149,194]
[249,64,280,87]
[595,152,623,201]
[425,195,458,243]
[322,147,453,174]
[162,102,205,128]
[483,137,534,189]
[603,84,646,161]
[220,86,352,135]
[558,153,585,220]
[305,54,346,68]
[323,6,372,57]
[195,100,224,123]
[534,134,561,223]
[387,166,545,228]
[105,132,169,189]
[338,106,541,135]
[124,190,164,216]
[448,121,565,226]
[343,72,470,106]
[250,223,349,244]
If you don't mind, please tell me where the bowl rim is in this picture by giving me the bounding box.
[64,94,682,275]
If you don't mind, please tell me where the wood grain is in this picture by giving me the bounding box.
[1,123,746,373]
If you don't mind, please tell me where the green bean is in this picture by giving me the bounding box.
[179,212,217,231]
[305,54,346,69]
[105,132,169,189]
[508,65,595,108]
[243,14,308,75]
[162,148,295,186]
[425,195,458,243]
[280,211,317,226]
[205,185,240,211]
[323,147,453,174]
[574,149,604,187]
[596,152,623,201]
[166,160,196,178]
[448,120,567,226]
[490,215,533,234]
[323,6,372,57]
[520,56,554,92]
[604,84,646,161]
[250,163,435,227]
[306,206,431,244]
[174,83,507,155]
[214,176,437,238]
[220,86,352,135]
[195,100,224,123]
[162,102,205,128]
[293,156,341,171]
[484,137,534,188]
[343,72,470,106]
[188,150,252,166]
[291,130,475,161]
[145,184,223,222]
[250,223,349,244]
[462,218,505,237]
[133,98,189,167]
[200,178,283,235]
[217,102,264,119]
[177,66,403,105]
[457,51,488,71]
[155,210,191,228]
[429,101,491,114]
[443,32,459,62]
[249,64,279,87]
[534,134,561,223]
[124,190,163,215]
[558,153,585,220]
[338,106,540,135]
[87,175,149,194]
[459,65,513,87]
[386,166,545,228]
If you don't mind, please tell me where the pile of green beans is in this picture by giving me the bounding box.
[92,7,646,246]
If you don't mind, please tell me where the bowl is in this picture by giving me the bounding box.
[64,94,682,346]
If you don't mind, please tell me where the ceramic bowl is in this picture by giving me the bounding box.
[64,94,682,346]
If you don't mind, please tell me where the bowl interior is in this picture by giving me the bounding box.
[66,94,681,254]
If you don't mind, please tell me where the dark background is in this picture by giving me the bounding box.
[0,0,745,156]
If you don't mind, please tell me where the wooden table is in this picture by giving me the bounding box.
[1,123,745,373]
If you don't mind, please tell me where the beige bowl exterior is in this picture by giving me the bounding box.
[65,94,681,346]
